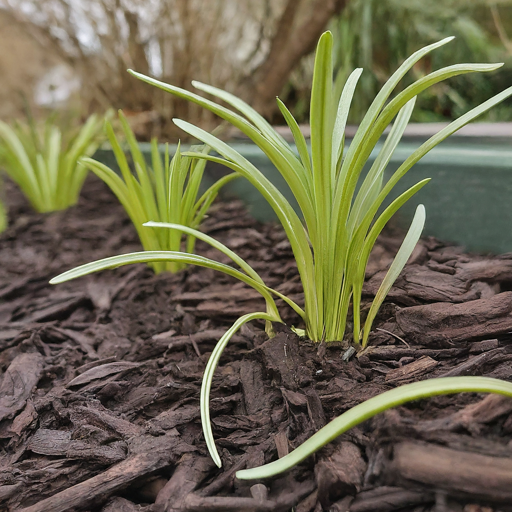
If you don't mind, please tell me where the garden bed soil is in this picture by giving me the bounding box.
[2,177,512,512]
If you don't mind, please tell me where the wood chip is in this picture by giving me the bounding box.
[385,356,438,383]
[390,441,512,502]
[67,361,141,387]
[396,292,512,345]
[0,352,43,422]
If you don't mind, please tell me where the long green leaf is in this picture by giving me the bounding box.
[348,97,416,236]
[181,146,210,225]
[81,158,148,240]
[46,127,61,203]
[50,251,285,312]
[144,221,305,319]
[192,80,291,154]
[330,38,454,274]
[334,63,502,250]
[236,377,512,480]
[334,36,454,205]
[276,98,312,175]
[150,138,167,222]
[310,30,334,199]
[345,64,504,204]
[362,204,425,347]
[309,31,335,338]
[201,312,277,467]
[191,81,312,199]
[370,85,512,229]
[332,67,363,169]
[348,180,430,342]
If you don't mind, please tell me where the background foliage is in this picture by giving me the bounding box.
[286,0,512,123]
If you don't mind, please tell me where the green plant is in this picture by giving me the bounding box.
[51,32,512,475]
[81,111,238,273]
[0,114,105,213]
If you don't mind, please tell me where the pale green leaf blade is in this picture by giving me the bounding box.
[276,98,311,175]
[145,221,305,318]
[145,222,265,285]
[63,113,103,185]
[236,376,512,480]
[65,114,102,165]
[104,121,138,195]
[201,311,278,467]
[81,158,142,226]
[150,138,167,221]
[347,178,431,343]
[50,251,284,311]
[310,30,334,203]
[349,97,416,235]
[173,122,318,334]
[46,127,61,202]
[356,179,430,276]
[119,111,147,175]
[376,85,512,218]
[172,121,312,266]
[377,63,503,134]
[0,121,39,201]
[336,36,455,193]
[190,83,312,196]
[134,161,160,224]
[35,154,52,211]
[362,204,425,347]
[81,158,157,252]
[332,67,363,167]
[335,62,503,236]
[308,31,336,335]
[181,146,209,225]
[192,80,291,152]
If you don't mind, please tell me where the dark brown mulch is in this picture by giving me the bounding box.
[2,176,512,512]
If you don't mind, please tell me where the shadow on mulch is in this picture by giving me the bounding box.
[1,176,512,512]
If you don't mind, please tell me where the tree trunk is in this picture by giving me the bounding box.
[243,0,349,119]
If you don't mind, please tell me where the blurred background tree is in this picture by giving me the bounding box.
[0,0,346,138]
[0,0,511,137]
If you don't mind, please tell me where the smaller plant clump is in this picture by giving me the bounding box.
[80,111,238,273]
[52,32,512,479]
[0,113,105,213]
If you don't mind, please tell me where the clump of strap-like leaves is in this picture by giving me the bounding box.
[80,111,238,273]
[51,32,512,478]
[0,114,105,213]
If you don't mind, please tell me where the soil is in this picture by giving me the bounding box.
[2,176,512,512]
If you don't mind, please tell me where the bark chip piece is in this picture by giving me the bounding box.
[385,356,438,383]
[396,292,512,345]
[0,352,43,422]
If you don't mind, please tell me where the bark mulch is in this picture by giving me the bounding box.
[2,177,512,512]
